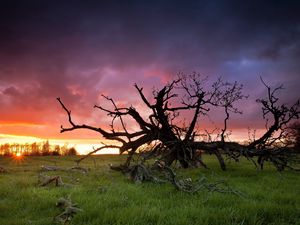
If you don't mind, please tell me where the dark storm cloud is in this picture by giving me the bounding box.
[0,0,299,136]
[1,0,299,72]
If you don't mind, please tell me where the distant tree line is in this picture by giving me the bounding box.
[0,140,78,156]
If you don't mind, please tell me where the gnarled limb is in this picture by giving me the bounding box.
[248,78,300,149]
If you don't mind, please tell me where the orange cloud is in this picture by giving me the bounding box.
[0,121,45,127]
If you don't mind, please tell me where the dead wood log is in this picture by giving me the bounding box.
[38,174,64,187]
[54,197,82,224]
[68,166,90,174]
[40,165,89,174]
[0,166,7,173]
[41,165,64,171]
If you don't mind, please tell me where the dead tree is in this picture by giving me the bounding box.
[58,74,300,171]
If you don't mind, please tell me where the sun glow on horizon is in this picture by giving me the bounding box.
[0,128,269,156]
[0,133,119,155]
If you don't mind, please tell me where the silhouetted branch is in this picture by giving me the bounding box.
[248,78,300,149]
[76,145,120,164]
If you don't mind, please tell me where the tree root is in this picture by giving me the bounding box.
[111,163,244,196]
[128,164,167,183]
[110,163,166,183]
[54,197,82,224]
[163,166,244,196]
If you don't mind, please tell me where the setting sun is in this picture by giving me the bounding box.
[13,152,23,160]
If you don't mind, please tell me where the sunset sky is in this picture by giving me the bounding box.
[0,0,299,154]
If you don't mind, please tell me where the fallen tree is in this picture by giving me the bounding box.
[58,74,300,171]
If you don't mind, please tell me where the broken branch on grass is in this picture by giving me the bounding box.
[38,174,64,187]
[54,197,82,224]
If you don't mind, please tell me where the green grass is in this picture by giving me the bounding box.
[0,155,299,225]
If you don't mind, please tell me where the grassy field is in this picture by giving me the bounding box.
[0,155,299,225]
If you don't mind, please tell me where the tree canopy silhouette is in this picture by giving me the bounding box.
[58,74,300,171]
